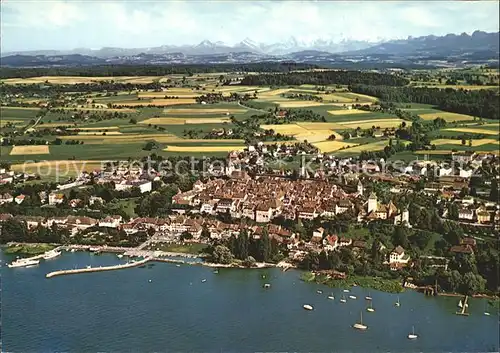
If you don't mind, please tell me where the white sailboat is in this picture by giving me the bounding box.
[408,326,418,339]
[353,311,367,330]
[340,295,347,303]
[327,293,335,300]
[458,299,463,308]
[303,304,313,311]
[365,292,372,301]
[316,290,323,294]
[395,296,401,307]
[484,301,491,316]
[343,289,350,293]
[366,301,375,312]
[349,295,357,299]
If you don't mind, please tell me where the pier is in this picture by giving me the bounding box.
[46,257,152,278]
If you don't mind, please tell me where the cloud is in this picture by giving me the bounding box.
[1,0,498,52]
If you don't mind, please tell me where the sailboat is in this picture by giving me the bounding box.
[395,296,401,307]
[340,295,347,303]
[458,299,463,308]
[366,301,375,312]
[365,292,372,301]
[353,311,367,330]
[408,326,418,340]
[327,293,335,300]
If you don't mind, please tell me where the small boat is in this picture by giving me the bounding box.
[408,326,418,340]
[458,299,463,308]
[365,292,372,301]
[395,296,401,307]
[176,264,181,267]
[201,279,207,283]
[317,290,323,294]
[70,248,76,253]
[148,279,152,283]
[8,258,40,268]
[213,270,219,274]
[353,312,367,330]
[366,302,375,312]
[86,265,91,269]
[349,295,357,300]
[263,283,271,288]
[343,289,350,293]
[303,304,313,311]
[484,302,491,316]
[340,295,347,303]
[117,254,124,259]
[327,294,335,300]
[43,249,61,260]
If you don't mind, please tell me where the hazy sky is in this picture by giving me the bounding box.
[1,0,499,52]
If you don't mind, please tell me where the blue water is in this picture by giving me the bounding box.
[1,250,498,352]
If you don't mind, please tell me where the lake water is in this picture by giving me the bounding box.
[1,250,498,352]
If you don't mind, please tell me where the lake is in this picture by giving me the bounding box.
[1,250,498,352]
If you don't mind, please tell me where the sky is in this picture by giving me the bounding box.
[1,0,499,52]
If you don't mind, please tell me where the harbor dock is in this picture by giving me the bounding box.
[46,257,152,278]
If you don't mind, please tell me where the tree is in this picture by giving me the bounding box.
[490,178,499,201]
[200,226,210,239]
[180,231,193,241]
[392,225,409,248]
[210,245,234,264]
[460,272,486,295]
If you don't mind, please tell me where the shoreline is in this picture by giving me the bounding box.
[3,244,498,300]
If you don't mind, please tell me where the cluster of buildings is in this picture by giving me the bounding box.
[172,175,411,227]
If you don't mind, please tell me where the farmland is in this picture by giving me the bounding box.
[1,69,498,164]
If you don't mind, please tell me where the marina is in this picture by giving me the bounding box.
[1,250,497,352]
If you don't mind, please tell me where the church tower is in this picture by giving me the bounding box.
[368,192,378,213]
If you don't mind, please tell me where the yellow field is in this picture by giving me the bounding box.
[431,138,498,147]
[58,133,244,145]
[275,101,325,108]
[334,140,390,154]
[420,112,475,122]
[328,109,370,115]
[163,108,246,114]
[1,106,40,111]
[10,145,50,155]
[260,88,292,96]
[114,99,196,107]
[444,127,499,135]
[140,117,230,125]
[339,118,409,129]
[296,122,346,130]
[312,140,359,153]
[164,145,245,152]
[319,94,355,103]
[295,130,337,143]
[415,150,499,155]
[78,131,123,135]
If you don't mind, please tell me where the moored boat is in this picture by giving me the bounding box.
[349,295,357,299]
[408,326,418,339]
[8,258,40,268]
[303,304,313,311]
[327,293,335,300]
[43,249,61,260]
[353,312,367,330]
[340,295,347,303]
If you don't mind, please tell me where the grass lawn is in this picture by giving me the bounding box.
[3,243,55,255]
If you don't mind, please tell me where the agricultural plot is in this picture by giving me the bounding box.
[139,117,230,125]
[311,140,359,153]
[443,127,500,136]
[333,140,390,154]
[274,101,326,108]
[420,112,476,122]
[0,107,40,120]
[1,76,163,84]
[431,138,498,147]
[328,109,370,116]
[56,106,137,113]
[113,99,197,107]
[163,108,247,114]
[10,145,50,155]
[0,120,24,126]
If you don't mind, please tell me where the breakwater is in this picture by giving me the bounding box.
[45,257,151,278]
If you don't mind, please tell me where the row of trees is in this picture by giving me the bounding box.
[240,70,409,87]
[350,85,499,120]
[0,63,317,79]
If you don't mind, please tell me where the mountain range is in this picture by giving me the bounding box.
[1,31,498,67]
